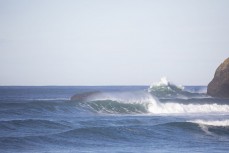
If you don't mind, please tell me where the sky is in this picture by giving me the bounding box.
[0,0,229,86]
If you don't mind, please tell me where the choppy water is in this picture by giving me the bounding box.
[0,84,229,153]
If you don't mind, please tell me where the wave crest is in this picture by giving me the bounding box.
[74,91,229,115]
[187,119,229,135]
[148,77,205,98]
[188,119,229,127]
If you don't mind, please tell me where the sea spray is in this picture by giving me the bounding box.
[148,77,199,98]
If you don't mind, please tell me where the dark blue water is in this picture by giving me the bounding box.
[0,85,229,153]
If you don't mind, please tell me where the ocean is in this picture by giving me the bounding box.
[0,80,229,153]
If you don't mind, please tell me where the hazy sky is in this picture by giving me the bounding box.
[0,0,229,85]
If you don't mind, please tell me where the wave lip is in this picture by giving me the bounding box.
[188,119,229,127]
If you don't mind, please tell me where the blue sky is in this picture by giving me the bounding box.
[0,0,229,85]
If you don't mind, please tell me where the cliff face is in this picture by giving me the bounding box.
[207,58,229,98]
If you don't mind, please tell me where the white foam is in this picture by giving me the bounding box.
[148,99,229,114]
[188,119,229,127]
[86,91,229,115]
[148,77,184,92]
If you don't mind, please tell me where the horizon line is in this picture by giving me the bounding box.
[0,84,207,87]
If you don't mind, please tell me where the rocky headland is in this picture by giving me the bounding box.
[207,58,229,98]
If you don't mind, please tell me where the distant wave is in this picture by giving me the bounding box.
[148,77,206,98]
[0,119,70,137]
[183,86,207,94]
[0,99,78,116]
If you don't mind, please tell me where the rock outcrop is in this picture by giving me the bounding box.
[207,58,229,98]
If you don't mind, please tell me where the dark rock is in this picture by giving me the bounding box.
[207,58,229,98]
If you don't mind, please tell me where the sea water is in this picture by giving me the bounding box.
[0,81,229,152]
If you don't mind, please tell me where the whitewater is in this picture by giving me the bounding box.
[0,78,229,153]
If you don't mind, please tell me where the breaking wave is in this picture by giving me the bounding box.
[187,119,229,135]
[73,91,229,115]
[188,119,229,127]
[148,77,206,98]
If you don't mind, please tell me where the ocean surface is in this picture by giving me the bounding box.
[0,80,229,153]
